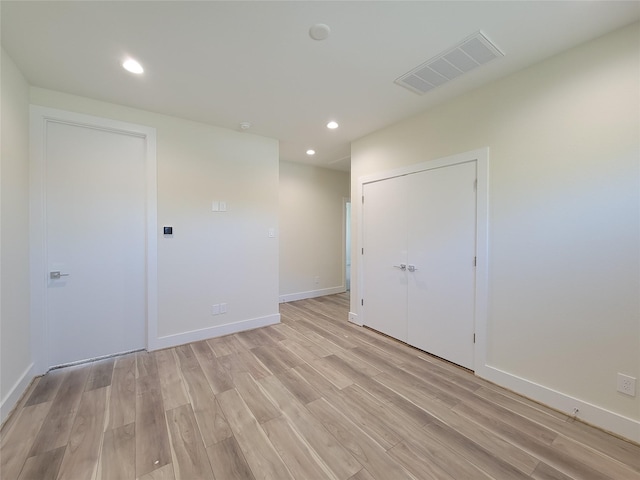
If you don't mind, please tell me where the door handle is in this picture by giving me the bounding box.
[393,264,407,271]
[50,271,70,279]
[407,265,418,272]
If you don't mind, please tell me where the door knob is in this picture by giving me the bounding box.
[393,264,407,271]
[50,271,70,279]
[407,265,418,272]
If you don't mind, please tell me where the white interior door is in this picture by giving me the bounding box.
[362,176,408,341]
[407,162,477,369]
[44,119,147,367]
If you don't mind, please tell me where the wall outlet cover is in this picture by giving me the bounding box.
[617,373,636,396]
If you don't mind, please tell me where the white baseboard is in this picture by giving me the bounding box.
[477,364,640,444]
[348,311,362,326]
[1,362,36,425]
[279,286,345,303]
[150,313,281,351]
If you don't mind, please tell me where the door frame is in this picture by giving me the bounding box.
[357,147,489,374]
[343,196,351,292]
[29,106,158,374]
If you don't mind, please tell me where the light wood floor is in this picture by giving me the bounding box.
[2,294,639,480]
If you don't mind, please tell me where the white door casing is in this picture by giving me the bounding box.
[30,106,157,372]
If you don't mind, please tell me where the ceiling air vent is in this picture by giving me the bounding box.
[396,31,504,95]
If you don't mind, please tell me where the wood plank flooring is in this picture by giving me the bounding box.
[2,293,639,480]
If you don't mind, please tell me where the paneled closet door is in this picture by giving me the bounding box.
[407,161,477,370]
[362,176,409,342]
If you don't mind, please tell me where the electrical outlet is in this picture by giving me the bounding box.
[617,373,636,396]
[220,303,227,314]
[314,276,320,285]
[212,304,220,315]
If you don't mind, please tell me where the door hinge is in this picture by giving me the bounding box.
[474,179,477,190]
[362,247,364,255]
[473,333,476,343]
[362,195,365,204]
[474,256,477,267]
[361,299,364,306]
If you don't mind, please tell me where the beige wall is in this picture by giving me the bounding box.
[279,161,350,301]
[351,23,639,438]
[0,49,32,419]
[29,88,280,343]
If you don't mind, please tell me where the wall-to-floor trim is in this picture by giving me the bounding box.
[348,311,362,326]
[477,363,640,444]
[279,286,346,304]
[0,362,35,425]
[151,313,281,351]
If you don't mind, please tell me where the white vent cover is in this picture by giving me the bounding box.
[396,32,504,95]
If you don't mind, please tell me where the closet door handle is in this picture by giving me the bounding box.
[393,264,407,271]
[50,271,70,279]
[407,264,418,272]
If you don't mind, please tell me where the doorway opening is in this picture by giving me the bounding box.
[345,199,351,292]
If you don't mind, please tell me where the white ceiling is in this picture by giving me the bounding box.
[2,1,638,172]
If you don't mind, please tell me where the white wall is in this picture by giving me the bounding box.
[30,88,280,348]
[279,161,350,302]
[351,23,640,440]
[0,48,33,421]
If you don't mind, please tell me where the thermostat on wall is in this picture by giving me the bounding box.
[163,226,173,235]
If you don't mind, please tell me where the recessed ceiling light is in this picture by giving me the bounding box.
[306,149,316,155]
[122,58,144,74]
[327,121,339,129]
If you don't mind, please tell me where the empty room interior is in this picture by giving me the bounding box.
[1,2,639,479]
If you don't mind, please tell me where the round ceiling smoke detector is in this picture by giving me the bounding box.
[309,23,331,41]
[239,121,251,130]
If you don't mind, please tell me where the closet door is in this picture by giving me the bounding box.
[407,161,477,370]
[362,176,409,341]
